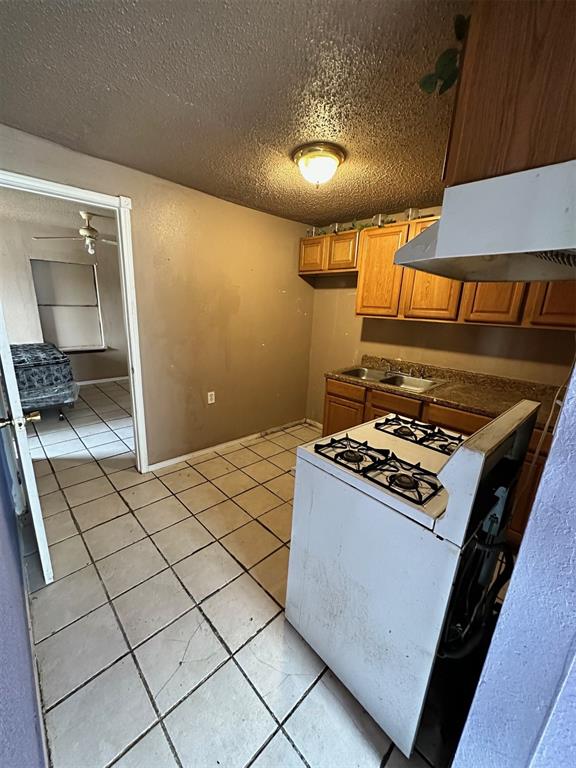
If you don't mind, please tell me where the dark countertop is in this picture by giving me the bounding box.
[325,355,561,430]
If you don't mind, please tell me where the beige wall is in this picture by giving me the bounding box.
[306,274,576,422]
[0,220,44,342]
[0,125,312,464]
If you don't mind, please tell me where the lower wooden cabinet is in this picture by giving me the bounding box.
[461,282,526,324]
[322,379,367,436]
[323,395,365,436]
[507,454,546,548]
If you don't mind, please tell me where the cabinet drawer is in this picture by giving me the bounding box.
[367,389,422,418]
[422,403,491,435]
[326,378,366,404]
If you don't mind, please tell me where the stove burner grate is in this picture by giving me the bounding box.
[314,435,388,473]
[375,414,464,456]
[364,452,442,505]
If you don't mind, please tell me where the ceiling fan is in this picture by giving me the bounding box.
[33,210,117,255]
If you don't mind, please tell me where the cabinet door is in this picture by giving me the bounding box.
[364,404,391,421]
[402,270,462,320]
[299,236,328,273]
[507,454,546,547]
[328,231,358,270]
[402,219,463,321]
[461,282,526,324]
[323,395,366,437]
[356,225,408,316]
[525,281,576,328]
[444,0,576,186]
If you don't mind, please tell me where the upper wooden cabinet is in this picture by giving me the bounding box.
[327,231,358,271]
[444,0,576,186]
[299,236,328,272]
[402,271,462,321]
[461,282,526,325]
[356,224,408,316]
[299,231,358,274]
[524,281,576,328]
[401,219,463,321]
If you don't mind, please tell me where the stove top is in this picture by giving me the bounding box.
[314,435,387,473]
[375,414,464,456]
[313,434,442,506]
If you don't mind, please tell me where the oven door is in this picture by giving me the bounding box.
[286,456,460,757]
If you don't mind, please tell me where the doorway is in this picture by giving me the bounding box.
[0,170,147,585]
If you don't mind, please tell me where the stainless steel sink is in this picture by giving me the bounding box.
[341,367,441,393]
[341,367,389,382]
[379,372,441,393]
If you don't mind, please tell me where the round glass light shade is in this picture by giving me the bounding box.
[292,143,345,186]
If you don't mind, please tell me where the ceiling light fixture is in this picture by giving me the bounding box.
[292,142,346,187]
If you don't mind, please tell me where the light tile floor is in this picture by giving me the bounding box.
[24,381,431,768]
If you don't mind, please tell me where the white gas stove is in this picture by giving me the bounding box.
[286,402,539,758]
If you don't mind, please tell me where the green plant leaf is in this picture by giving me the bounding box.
[435,48,459,80]
[438,66,459,94]
[419,72,439,94]
[454,14,470,42]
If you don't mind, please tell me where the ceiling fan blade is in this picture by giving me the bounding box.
[32,236,84,241]
[100,239,118,245]
[82,210,115,220]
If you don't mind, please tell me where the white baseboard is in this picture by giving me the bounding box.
[146,418,310,473]
[77,375,130,385]
[305,418,322,430]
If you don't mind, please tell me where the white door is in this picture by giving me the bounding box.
[0,301,53,584]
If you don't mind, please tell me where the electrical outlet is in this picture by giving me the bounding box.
[207,391,216,404]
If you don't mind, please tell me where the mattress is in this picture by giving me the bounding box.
[10,342,79,412]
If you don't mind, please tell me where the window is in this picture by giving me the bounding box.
[31,259,105,352]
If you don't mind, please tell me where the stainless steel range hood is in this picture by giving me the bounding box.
[395,161,576,282]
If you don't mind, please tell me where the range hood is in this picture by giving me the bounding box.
[395,161,576,282]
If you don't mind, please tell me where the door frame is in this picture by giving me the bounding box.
[0,169,149,471]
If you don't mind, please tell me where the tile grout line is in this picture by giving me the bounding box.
[64,493,185,768]
[40,425,182,767]
[32,496,290,639]
[140,518,311,768]
[121,479,319,768]
[30,395,317,767]
[37,497,288,604]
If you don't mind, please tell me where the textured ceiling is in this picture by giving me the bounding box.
[0,188,116,237]
[0,0,468,225]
